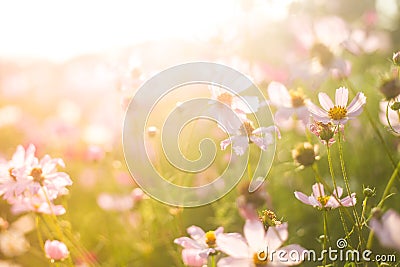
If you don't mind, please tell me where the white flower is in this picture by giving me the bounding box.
[267,81,309,129]
[306,87,366,124]
[217,220,305,266]
[370,209,400,252]
[220,121,280,156]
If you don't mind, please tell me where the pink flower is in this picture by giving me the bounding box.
[267,82,309,129]
[209,85,259,133]
[217,220,305,266]
[0,145,72,204]
[306,87,366,124]
[44,240,69,261]
[294,183,356,209]
[181,249,207,267]
[174,226,224,259]
[369,209,400,251]
[220,121,280,156]
[9,190,66,215]
[97,193,134,211]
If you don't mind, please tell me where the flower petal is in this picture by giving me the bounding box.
[233,96,260,114]
[216,233,249,259]
[305,100,329,123]
[335,87,349,107]
[266,223,288,251]
[312,183,325,198]
[187,226,205,241]
[244,219,266,252]
[267,82,292,108]
[270,244,306,265]
[174,237,202,249]
[333,187,343,198]
[294,191,311,205]
[217,257,249,267]
[347,92,366,116]
[318,93,334,111]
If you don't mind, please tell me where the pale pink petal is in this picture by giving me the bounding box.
[270,244,306,266]
[333,187,343,198]
[244,220,266,252]
[267,82,292,108]
[187,226,206,241]
[347,92,366,116]
[250,136,268,151]
[215,226,224,236]
[318,93,334,111]
[340,193,357,207]
[233,96,260,114]
[232,136,249,156]
[274,108,295,127]
[44,240,69,261]
[335,87,349,107]
[217,257,249,267]
[308,196,321,207]
[294,191,311,205]
[220,138,233,151]
[305,100,330,123]
[370,210,400,251]
[312,183,325,198]
[174,237,203,249]
[266,223,288,251]
[182,248,207,267]
[295,106,310,126]
[216,233,249,259]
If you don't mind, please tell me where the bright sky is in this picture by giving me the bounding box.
[0,0,293,62]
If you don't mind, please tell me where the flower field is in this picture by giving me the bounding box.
[0,1,400,266]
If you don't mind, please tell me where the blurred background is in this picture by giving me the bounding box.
[0,0,399,266]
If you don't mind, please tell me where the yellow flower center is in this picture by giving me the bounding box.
[328,106,347,121]
[217,92,233,106]
[240,121,255,137]
[289,90,305,108]
[205,231,216,247]
[317,196,331,206]
[30,168,44,185]
[8,168,16,181]
[253,251,269,265]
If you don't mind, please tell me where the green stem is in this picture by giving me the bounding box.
[345,79,399,179]
[366,160,400,249]
[210,255,216,267]
[322,210,330,266]
[326,146,351,244]
[337,132,365,249]
[35,215,45,254]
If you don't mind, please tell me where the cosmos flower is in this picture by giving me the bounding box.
[306,87,366,125]
[209,85,259,133]
[369,209,400,252]
[379,100,400,134]
[294,183,356,209]
[174,226,224,260]
[217,220,304,266]
[267,81,310,129]
[44,240,70,261]
[220,120,280,156]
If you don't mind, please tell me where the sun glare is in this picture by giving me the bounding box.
[0,0,294,62]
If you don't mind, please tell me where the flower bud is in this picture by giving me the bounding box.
[292,142,318,167]
[390,102,400,111]
[379,78,400,100]
[363,187,376,197]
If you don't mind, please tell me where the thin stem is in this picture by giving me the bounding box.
[35,215,45,254]
[386,100,399,134]
[322,210,329,266]
[210,255,216,267]
[337,132,365,249]
[326,146,351,244]
[366,160,400,249]
[345,79,399,178]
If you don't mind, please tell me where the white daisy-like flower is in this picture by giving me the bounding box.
[306,87,366,124]
[220,120,280,156]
